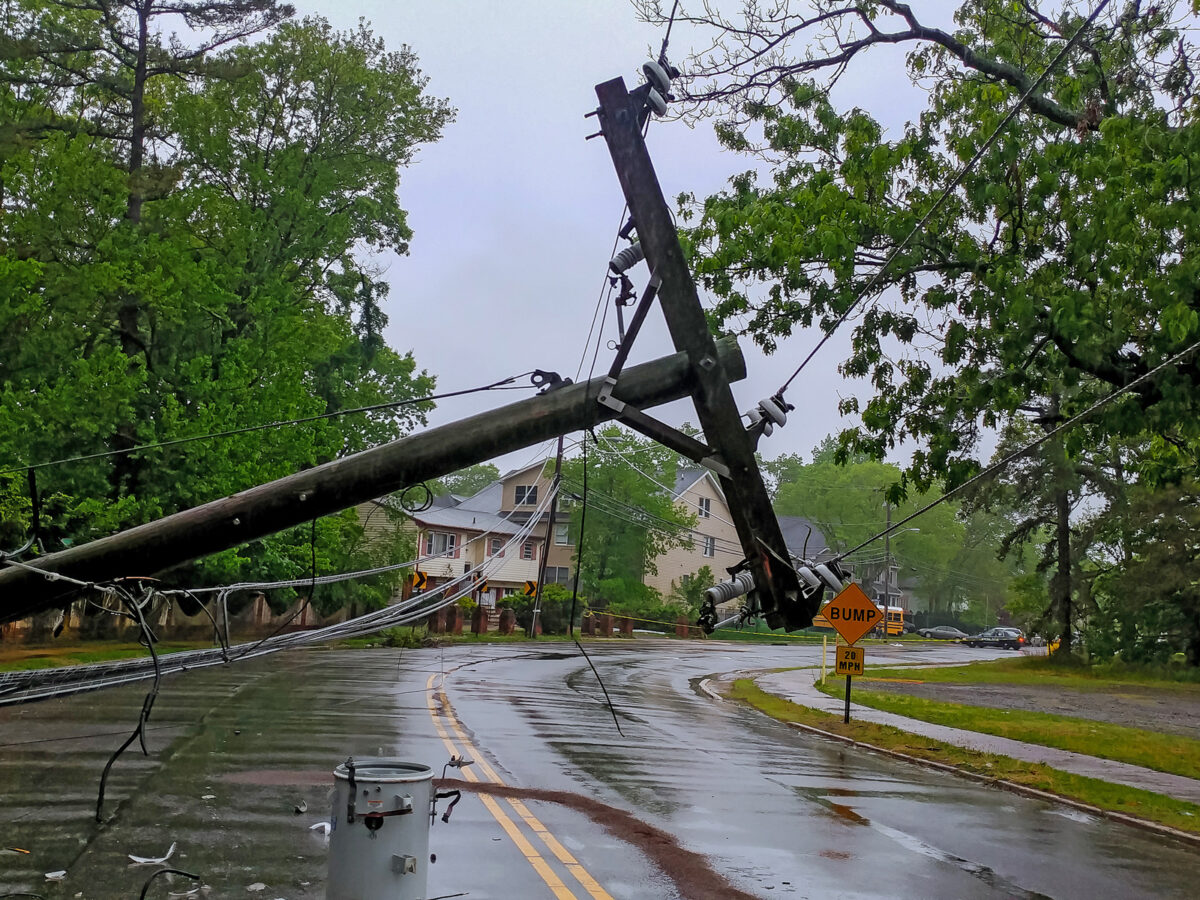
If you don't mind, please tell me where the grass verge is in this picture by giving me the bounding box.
[729,678,1200,836]
[813,680,1200,780]
[0,641,212,671]
[867,656,1200,690]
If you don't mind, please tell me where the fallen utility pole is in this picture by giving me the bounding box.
[592,76,807,630]
[0,340,745,623]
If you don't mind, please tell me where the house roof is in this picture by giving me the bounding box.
[406,504,526,536]
[777,515,833,560]
[457,480,503,512]
[673,467,726,503]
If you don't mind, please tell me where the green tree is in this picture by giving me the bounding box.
[562,425,697,608]
[0,7,450,605]
[668,0,1200,486]
[433,463,501,498]
[769,438,1025,617]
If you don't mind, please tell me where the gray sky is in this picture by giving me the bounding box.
[297,1,958,471]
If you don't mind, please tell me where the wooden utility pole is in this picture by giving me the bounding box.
[0,341,745,622]
[593,77,807,630]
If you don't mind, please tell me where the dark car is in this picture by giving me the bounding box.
[963,627,1025,649]
[918,625,968,640]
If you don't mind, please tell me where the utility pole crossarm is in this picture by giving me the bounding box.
[593,77,808,631]
[0,341,746,624]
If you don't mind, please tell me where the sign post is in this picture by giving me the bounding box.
[819,584,881,723]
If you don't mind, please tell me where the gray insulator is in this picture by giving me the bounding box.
[815,564,844,592]
[647,87,669,117]
[643,60,672,94]
[609,243,645,274]
[704,571,756,605]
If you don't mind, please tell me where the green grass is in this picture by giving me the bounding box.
[813,679,1200,780]
[729,678,1200,835]
[867,656,1200,690]
[0,641,212,671]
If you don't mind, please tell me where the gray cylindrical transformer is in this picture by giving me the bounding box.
[327,759,434,900]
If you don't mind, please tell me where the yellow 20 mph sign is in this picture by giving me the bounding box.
[835,645,865,676]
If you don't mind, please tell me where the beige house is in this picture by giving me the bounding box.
[644,468,743,595]
[359,460,745,605]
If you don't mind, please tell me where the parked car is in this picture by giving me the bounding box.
[962,627,1025,649]
[918,625,968,640]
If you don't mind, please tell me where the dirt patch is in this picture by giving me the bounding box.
[862,680,1200,739]
[437,779,759,900]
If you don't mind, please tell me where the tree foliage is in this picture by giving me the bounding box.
[433,463,501,498]
[768,438,1024,616]
[650,0,1200,659]
[0,3,452,603]
[562,425,697,608]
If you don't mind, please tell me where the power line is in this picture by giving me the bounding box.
[776,0,1113,396]
[0,374,537,477]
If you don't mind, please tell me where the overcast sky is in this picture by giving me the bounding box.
[297,1,959,472]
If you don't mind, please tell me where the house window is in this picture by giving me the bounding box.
[521,542,536,560]
[702,535,715,557]
[698,497,711,518]
[547,566,571,585]
[557,495,576,512]
[515,485,537,506]
[488,537,505,558]
[425,532,457,557]
[554,523,572,545]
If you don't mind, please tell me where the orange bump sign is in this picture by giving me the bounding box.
[835,645,865,676]
[821,583,883,645]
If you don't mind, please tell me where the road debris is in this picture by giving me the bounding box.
[129,841,177,865]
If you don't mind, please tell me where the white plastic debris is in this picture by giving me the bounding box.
[309,821,331,835]
[45,870,67,881]
[294,800,307,814]
[129,841,177,865]
[246,883,267,892]
[201,794,216,800]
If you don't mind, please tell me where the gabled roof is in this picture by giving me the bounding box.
[777,515,832,560]
[403,503,526,536]
[673,467,726,503]
[457,480,503,513]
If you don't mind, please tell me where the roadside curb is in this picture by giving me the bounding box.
[776,709,1200,847]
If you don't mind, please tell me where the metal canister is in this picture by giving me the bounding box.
[327,758,433,900]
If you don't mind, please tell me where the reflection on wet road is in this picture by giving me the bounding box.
[0,640,1197,898]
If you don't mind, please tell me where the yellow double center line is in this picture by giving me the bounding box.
[425,672,613,900]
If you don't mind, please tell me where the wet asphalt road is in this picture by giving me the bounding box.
[1,639,1199,899]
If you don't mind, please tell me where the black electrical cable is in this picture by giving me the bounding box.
[0,373,538,478]
[95,587,162,823]
[138,868,200,900]
[230,517,319,661]
[775,0,1112,397]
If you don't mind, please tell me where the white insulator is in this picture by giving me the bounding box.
[759,396,788,427]
[815,564,844,592]
[704,571,756,605]
[643,60,672,94]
